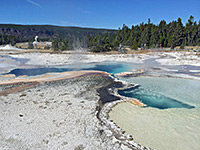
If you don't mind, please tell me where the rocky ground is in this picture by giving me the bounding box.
[0,50,200,150]
[0,75,131,150]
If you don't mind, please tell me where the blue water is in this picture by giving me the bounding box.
[7,67,73,76]
[5,62,134,77]
[118,77,200,109]
[82,63,132,74]
[4,62,198,110]
[118,87,195,109]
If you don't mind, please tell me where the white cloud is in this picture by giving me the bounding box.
[25,0,41,7]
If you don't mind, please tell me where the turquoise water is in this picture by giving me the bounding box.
[119,86,194,109]
[5,62,135,76]
[119,77,200,109]
[111,77,200,150]
[83,63,134,74]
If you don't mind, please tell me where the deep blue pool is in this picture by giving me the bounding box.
[7,67,73,76]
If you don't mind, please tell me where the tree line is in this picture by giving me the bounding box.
[0,35,17,45]
[88,16,200,52]
[1,16,199,52]
[0,24,115,50]
[52,38,72,51]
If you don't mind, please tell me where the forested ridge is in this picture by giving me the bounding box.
[88,16,200,52]
[0,24,116,49]
[0,16,199,51]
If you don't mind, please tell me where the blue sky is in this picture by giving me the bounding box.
[0,0,199,29]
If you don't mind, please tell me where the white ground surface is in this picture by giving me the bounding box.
[0,76,130,150]
[9,53,153,66]
[0,45,22,51]
[155,52,200,66]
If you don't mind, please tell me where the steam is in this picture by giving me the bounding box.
[34,36,38,42]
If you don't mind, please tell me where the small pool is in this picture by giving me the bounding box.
[7,67,73,76]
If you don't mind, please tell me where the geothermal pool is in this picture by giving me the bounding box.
[118,77,198,109]
[110,77,200,150]
[5,62,136,76]
[118,77,200,108]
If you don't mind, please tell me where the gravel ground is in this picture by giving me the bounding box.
[0,75,131,150]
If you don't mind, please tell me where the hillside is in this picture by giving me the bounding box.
[0,24,117,48]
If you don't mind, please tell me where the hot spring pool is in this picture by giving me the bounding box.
[118,77,200,109]
[5,62,136,76]
[110,76,200,150]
